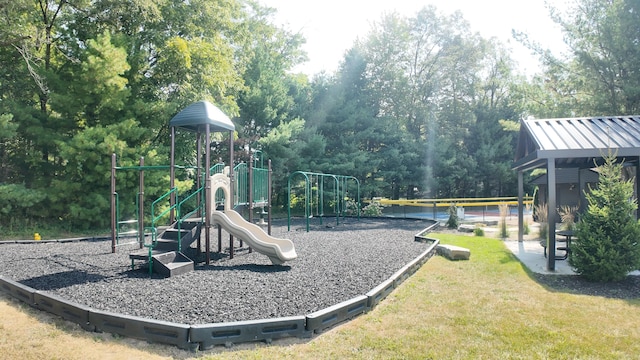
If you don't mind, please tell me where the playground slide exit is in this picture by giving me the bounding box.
[211,209,297,265]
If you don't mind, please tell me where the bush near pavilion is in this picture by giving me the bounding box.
[570,153,640,282]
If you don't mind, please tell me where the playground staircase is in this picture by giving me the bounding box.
[129,218,203,277]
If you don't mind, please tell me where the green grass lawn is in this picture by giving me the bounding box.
[201,233,640,359]
[2,233,639,359]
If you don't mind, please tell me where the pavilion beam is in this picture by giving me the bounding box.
[546,158,557,271]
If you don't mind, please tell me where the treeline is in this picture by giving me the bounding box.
[1,0,639,229]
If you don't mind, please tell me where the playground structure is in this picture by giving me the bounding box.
[287,171,360,232]
[111,100,296,276]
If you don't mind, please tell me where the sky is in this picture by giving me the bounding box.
[259,0,570,77]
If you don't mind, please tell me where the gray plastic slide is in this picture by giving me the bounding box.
[211,209,297,264]
[209,171,297,264]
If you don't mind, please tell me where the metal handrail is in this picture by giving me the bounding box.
[175,186,205,252]
[210,163,225,174]
[143,226,157,276]
[149,187,178,243]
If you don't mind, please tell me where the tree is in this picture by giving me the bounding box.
[466,40,523,197]
[348,7,522,199]
[258,117,326,207]
[0,0,279,227]
[518,0,640,116]
[559,0,640,114]
[236,2,307,146]
[570,153,640,282]
[0,111,18,182]
[309,47,388,194]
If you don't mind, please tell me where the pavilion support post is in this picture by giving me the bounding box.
[228,131,234,258]
[138,157,144,250]
[196,132,202,253]
[249,156,254,224]
[547,158,557,271]
[205,124,211,265]
[111,154,117,253]
[268,159,272,235]
[229,131,234,202]
[517,170,524,242]
[170,127,176,224]
[196,132,202,216]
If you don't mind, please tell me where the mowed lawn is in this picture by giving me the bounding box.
[1,233,639,359]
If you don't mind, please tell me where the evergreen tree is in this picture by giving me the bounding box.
[570,153,640,282]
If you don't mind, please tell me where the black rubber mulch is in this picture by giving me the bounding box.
[0,218,433,325]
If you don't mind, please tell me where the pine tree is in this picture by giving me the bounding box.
[570,153,640,282]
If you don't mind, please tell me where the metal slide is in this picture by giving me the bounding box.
[211,209,297,265]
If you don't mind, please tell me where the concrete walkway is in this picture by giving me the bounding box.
[503,240,577,275]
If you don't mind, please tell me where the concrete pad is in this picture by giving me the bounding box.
[503,240,576,275]
[504,240,640,276]
[437,244,470,261]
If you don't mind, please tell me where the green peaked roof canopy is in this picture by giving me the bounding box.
[169,100,235,132]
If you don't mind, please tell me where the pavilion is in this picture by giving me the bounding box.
[513,116,640,271]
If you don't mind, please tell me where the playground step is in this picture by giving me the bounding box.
[128,220,202,276]
[153,238,180,250]
[152,251,194,277]
[180,219,202,228]
[181,218,204,226]
[129,248,167,261]
[161,228,191,240]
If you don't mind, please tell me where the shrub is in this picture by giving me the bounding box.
[362,202,383,217]
[344,200,359,216]
[474,226,485,237]
[570,153,640,282]
[446,204,459,229]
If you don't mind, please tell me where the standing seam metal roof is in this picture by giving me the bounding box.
[513,116,640,171]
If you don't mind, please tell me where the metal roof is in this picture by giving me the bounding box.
[513,116,640,171]
[169,101,235,132]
